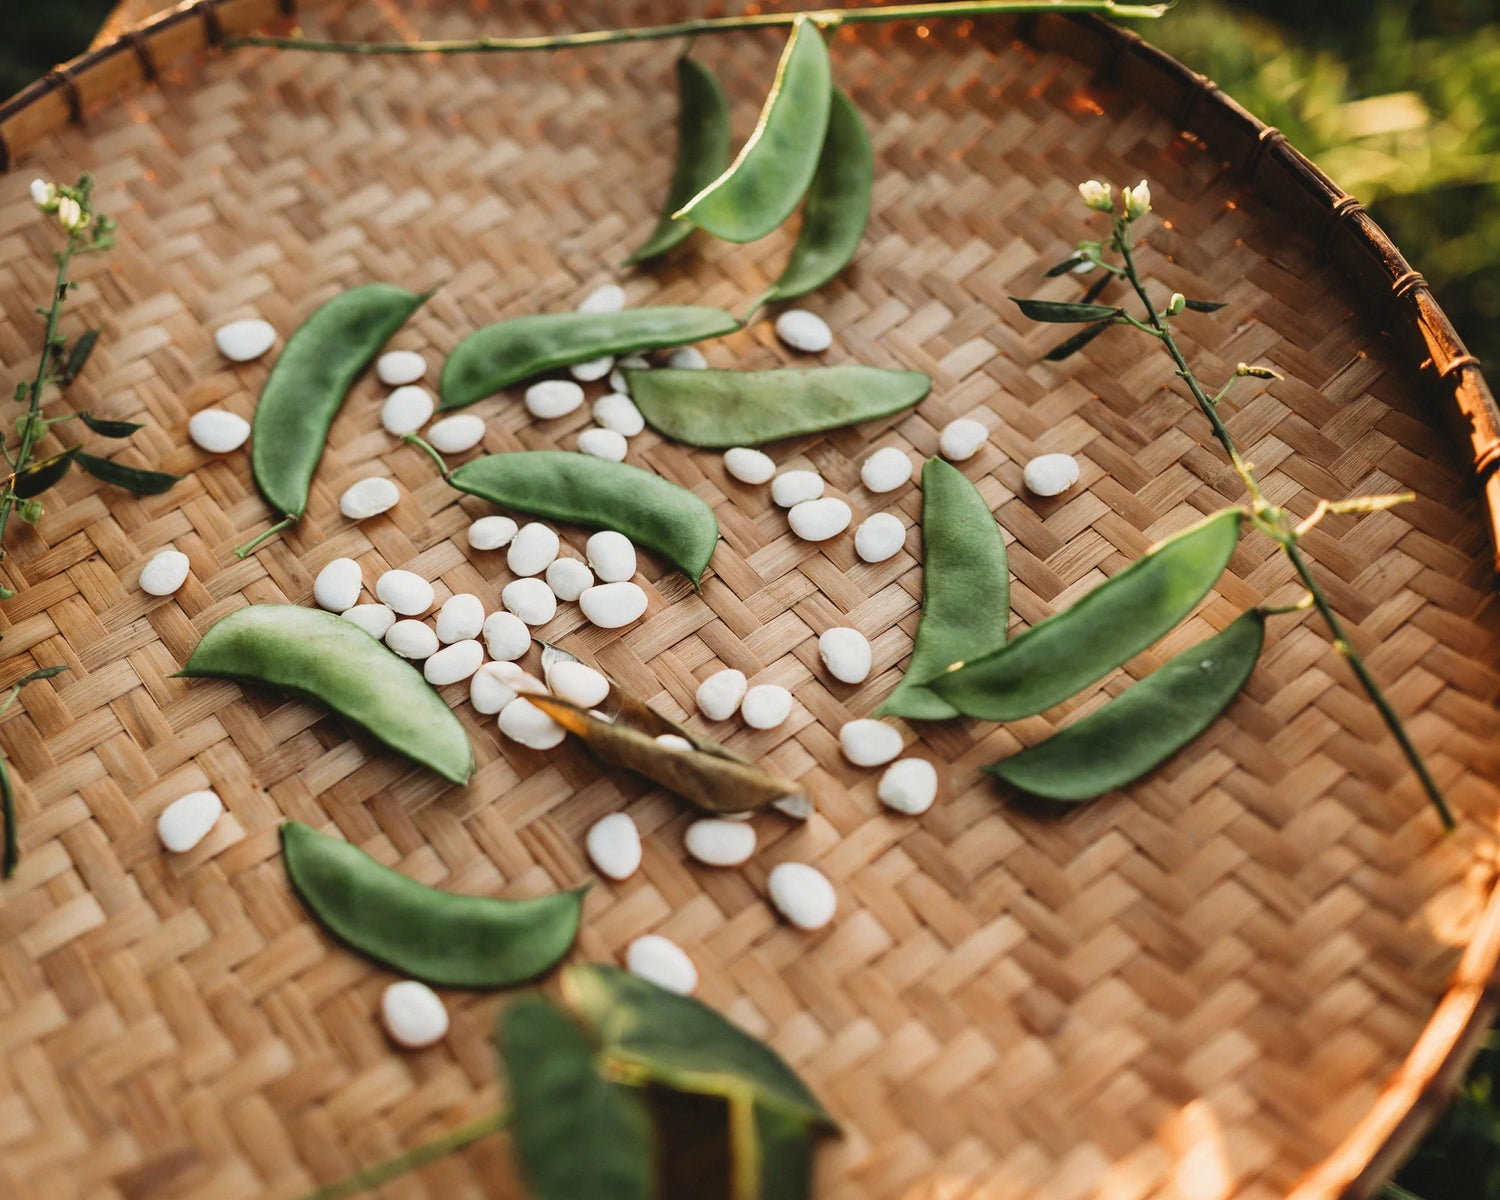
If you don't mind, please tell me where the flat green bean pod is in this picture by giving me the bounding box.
[878,458,1009,720]
[625,56,733,265]
[439,307,739,411]
[282,821,584,988]
[987,608,1265,801]
[448,451,719,584]
[927,508,1243,721]
[754,87,873,312]
[179,605,473,785]
[674,16,833,243]
[626,366,930,448]
[246,284,427,550]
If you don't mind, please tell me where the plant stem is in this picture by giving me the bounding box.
[402,432,451,479]
[232,1,1167,54]
[234,515,295,559]
[293,1109,508,1200]
[1112,219,1453,829]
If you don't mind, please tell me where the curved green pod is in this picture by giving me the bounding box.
[878,459,1009,720]
[448,451,719,584]
[282,822,584,988]
[987,608,1265,801]
[625,56,733,265]
[674,17,833,243]
[439,307,739,411]
[927,508,1243,721]
[755,87,873,311]
[179,605,473,785]
[625,366,930,448]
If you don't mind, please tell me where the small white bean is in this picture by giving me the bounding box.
[579,582,647,629]
[696,669,747,721]
[140,549,190,596]
[939,417,988,461]
[771,470,823,507]
[498,697,565,749]
[656,734,694,752]
[740,685,794,730]
[724,447,776,485]
[1023,452,1081,497]
[491,661,547,695]
[593,393,645,436]
[508,523,561,577]
[840,719,904,767]
[468,515,518,551]
[526,379,586,419]
[586,531,636,583]
[214,318,275,362]
[436,594,485,644]
[666,346,707,370]
[685,819,756,867]
[861,447,914,493]
[788,497,852,541]
[767,862,837,931]
[424,639,484,686]
[341,604,396,640]
[774,309,833,353]
[385,620,439,660]
[546,661,610,709]
[578,427,628,462]
[878,758,938,816]
[339,476,400,520]
[586,812,642,881]
[380,980,448,1049]
[314,558,363,612]
[854,513,906,563]
[626,935,697,994]
[546,557,594,602]
[380,385,434,436]
[188,409,250,453]
[377,350,427,386]
[818,628,871,684]
[427,414,485,454]
[502,578,558,626]
[482,611,531,660]
[375,569,434,616]
[570,355,614,383]
[577,284,627,314]
[470,662,521,714]
[157,789,223,853]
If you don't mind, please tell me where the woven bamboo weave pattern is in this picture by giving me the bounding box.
[0,2,1497,1198]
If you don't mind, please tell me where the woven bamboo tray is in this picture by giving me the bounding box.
[1,2,1498,1197]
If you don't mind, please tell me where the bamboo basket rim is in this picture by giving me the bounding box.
[1,3,1497,1197]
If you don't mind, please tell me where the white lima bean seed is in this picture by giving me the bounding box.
[626,935,697,995]
[436,593,485,643]
[770,469,823,507]
[525,379,585,420]
[546,661,611,709]
[774,309,833,353]
[493,661,547,695]
[696,669,747,721]
[498,697,566,749]
[740,685,794,730]
[586,812,642,881]
[427,415,485,454]
[140,549,190,596]
[468,515,518,551]
[342,604,396,640]
[157,789,222,853]
[861,447,914,493]
[377,350,427,386]
[656,734,694,752]
[586,530,636,583]
[380,385,434,435]
[578,427,628,462]
[767,863,837,931]
[877,758,938,816]
[546,557,594,602]
[818,627,871,684]
[1023,452,1081,497]
[570,356,615,383]
[386,620,439,660]
[380,980,449,1049]
[666,346,708,370]
[579,582,647,629]
[855,513,906,563]
[470,663,521,714]
[789,497,852,542]
[375,569,434,616]
[188,409,250,454]
[724,447,776,485]
[593,393,645,436]
[482,611,531,660]
[939,417,988,461]
[502,578,558,626]
[508,523,561,577]
[339,477,400,520]
[578,283,627,314]
[314,558,363,612]
[685,819,756,867]
[840,719,904,767]
[214,318,275,362]
[424,639,484,686]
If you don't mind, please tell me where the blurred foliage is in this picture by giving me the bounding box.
[1383,1034,1500,1199]
[0,3,118,99]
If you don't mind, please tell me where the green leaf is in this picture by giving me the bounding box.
[12,446,79,498]
[1184,298,1229,313]
[75,452,181,495]
[1043,319,1114,362]
[501,996,655,1200]
[1011,297,1120,323]
[16,500,42,525]
[748,1101,816,1200]
[0,749,14,878]
[11,666,68,687]
[1042,255,1086,278]
[79,412,144,438]
[63,330,100,382]
[13,382,29,404]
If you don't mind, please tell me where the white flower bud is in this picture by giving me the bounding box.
[1167,293,1186,316]
[1123,179,1152,220]
[30,179,57,211]
[1077,179,1113,212]
[56,196,86,232]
